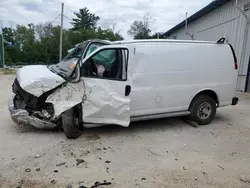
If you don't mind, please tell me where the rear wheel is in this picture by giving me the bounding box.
[189,95,216,125]
[61,107,83,139]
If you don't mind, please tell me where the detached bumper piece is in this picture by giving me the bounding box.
[232,97,239,105]
[8,97,57,129]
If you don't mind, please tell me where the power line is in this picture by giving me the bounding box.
[51,14,61,25]
[63,15,71,21]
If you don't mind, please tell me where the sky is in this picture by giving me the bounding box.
[0,0,213,39]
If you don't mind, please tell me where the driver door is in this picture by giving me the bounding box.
[80,45,131,127]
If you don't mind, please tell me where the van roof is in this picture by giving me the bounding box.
[112,39,219,45]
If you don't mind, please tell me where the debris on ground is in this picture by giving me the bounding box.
[106,167,109,173]
[66,183,73,188]
[71,152,76,158]
[141,178,146,180]
[90,181,112,188]
[96,148,102,151]
[145,148,161,157]
[183,166,187,170]
[105,160,111,164]
[184,119,198,128]
[56,162,66,167]
[81,150,90,156]
[12,157,15,160]
[194,177,198,181]
[99,157,102,160]
[34,155,41,158]
[239,176,250,184]
[76,159,85,166]
[79,185,88,188]
[51,180,56,184]
[209,132,215,135]
[217,165,225,170]
[25,168,31,172]
[175,158,178,161]
[35,168,40,171]
[54,170,58,173]
[229,152,237,156]
[103,147,107,150]
[202,172,207,175]
[78,181,85,184]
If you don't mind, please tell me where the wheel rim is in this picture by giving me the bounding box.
[197,102,212,120]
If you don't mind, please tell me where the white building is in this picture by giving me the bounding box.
[165,0,250,92]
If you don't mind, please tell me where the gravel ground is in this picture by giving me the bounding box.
[0,75,250,188]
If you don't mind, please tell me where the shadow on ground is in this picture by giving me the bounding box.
[11,114,229,138]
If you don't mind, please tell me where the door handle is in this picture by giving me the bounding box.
[125,85,131,96]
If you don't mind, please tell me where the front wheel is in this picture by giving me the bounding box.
[61,107,83,139]
[189,95,216,125]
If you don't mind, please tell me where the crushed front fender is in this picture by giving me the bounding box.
[45,81,86,119]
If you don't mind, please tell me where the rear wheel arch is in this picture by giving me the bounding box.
[190,89,219,108]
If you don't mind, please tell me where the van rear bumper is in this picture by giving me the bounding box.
[232,97,239,105]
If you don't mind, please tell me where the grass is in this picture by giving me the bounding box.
[1,68,17,75]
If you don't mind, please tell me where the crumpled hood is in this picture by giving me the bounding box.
[17,65,65,97]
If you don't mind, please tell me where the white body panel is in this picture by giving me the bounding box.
[81,78,130,127]
[17,65,65,97]
[115,40,237,117]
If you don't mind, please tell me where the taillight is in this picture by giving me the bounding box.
[229,44,238,70]
[235,62,238,70]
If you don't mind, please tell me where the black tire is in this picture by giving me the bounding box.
[61,107,83,139]
[189,95,216,125]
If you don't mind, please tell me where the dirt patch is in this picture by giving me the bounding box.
[1,74,250,188]
[0,178,61,188]
[86,134,101,141]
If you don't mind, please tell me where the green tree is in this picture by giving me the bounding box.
[150,32,165,39]
[128,20,150,39]
[71,8,100,30]
[115,32,124,40]
[1,7,125,66]
[2,27,15,45]
[2,27,18,65]
[128,13,154,39]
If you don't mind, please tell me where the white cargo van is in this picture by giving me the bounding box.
[9,39,239,138]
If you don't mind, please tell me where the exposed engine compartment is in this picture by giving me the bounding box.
[12,78,55,120]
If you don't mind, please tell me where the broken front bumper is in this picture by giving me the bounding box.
[8,96,57,129]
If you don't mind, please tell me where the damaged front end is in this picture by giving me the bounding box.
[8,41,88,129]
[9,78,59,128]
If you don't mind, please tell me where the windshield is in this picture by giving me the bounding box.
[48,41,88,79]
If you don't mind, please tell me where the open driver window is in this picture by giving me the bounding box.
[81,49,128,81]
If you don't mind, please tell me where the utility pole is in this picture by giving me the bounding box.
[59,2,64,62]
[0,34,4,68]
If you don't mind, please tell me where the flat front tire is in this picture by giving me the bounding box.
[61,107,83,139]
[189,95,216,125]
